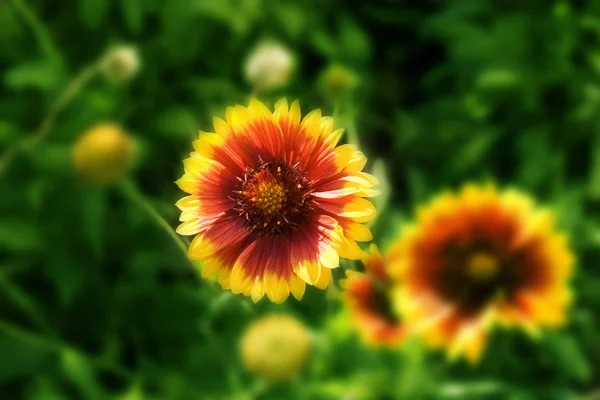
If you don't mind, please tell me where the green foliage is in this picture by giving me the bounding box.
[1,0,599,398]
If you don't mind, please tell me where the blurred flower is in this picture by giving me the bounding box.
[342,244,405,346]
[240,314,311,382]
[390,185,575,363]
[72,123,135,184]
[244,41,295,91]
[100,45,140,83]
[320,63,359,97]
[175,99,378,303]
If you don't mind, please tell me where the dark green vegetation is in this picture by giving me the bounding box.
[1,0,599,398]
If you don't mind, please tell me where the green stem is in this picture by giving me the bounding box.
[0,63,100,175]
[119,180,193,266]
[11,0,64,68]
[332,99,360,146]
[0,273,54,335]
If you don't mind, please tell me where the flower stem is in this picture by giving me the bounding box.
[119,179,192,266]
[0,271,54,335]
[333,99,360,147]
[0,63,100,175]
[119,180,230,297]
[10,0,64,68]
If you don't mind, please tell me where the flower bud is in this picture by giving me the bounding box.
[100,45,140,83]
[244,41,295,91]
[240,314,311,382]
[320,63,359,97]
[73,123,134,184]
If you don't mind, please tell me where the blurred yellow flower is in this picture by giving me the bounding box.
[72,123,135,184]
[389,184,575,364]
[240,314,312,382]
[175,98,378,303]
[341,244,405,346]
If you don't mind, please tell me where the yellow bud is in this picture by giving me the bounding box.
[73,123,134,184]
[320,63,359,97]
[240,314,312,383]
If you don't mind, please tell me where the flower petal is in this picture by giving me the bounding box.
[188,215,249,259]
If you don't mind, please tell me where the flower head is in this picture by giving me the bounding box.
[390,185,574,363]
[73,123,135,184]
[176,99,378,303]
[244,42,295,91]
[240,314,311,382]
[342,244,405,346]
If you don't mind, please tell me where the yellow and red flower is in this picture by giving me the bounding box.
[176,99,378,303]
[342,244,405,345]
[390,185,574,363]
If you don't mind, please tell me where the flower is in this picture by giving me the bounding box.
[240,314,312,382]
[73,123,135,184]
[244,41,295,91]
[176,99,378,303]
[390,185,574,363]
[341,244,405,346]
[100,45,140,83]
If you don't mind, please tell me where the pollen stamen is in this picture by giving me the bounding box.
[233,160,313,237]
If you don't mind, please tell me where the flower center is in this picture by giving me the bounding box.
[369,284,400,324]
[252,180,287,216]
[466,252,499,282]
[233,160,313,237]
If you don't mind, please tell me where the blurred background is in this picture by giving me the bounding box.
[1,0,600,398]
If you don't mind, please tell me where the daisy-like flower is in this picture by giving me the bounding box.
[342,244,405,345]
[390,185,574,363]
[175,99,378,303]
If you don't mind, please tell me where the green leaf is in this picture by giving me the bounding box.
[26,376,67,400]
[449,129,499,175]
[3,61,62,91]
[45,253,87,305]
[61,348,103,399]
[79,0,111,29]
[0,218,42,252]
[339,17,372,63]
[121,0,144,33]
[0,332,52,383]
[154,108,198,140]
[28,144,72,176]
[272,3,307,39]
[117,381,144,400]
[310,29,337,58]
[437,381,503,399]
[545,332,592,383]
[476,68,519,89]
[516,130,553,189]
